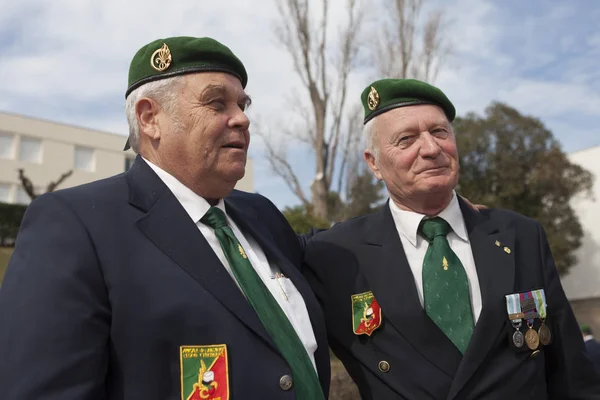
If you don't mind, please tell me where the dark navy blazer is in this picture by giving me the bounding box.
[304,199,600,399]
[0,157,330,399]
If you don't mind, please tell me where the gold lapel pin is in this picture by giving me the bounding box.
[495,240,501,247]
[503,246,511,254]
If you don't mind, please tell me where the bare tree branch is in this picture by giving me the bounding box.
[269,0,448,220]
[282,94,316,145]
[274,0,333,218]
[326,0,362,186]
[319,0,329,105]
[376,0,447,81]
[17,168,73,201]
[255,129,310,207]
[335,104,363,197]
[17,169,37,200]
[46,170,73,193]
[420,10,447,82]
[275,0,310,87]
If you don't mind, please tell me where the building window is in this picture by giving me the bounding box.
[0,132,15,160]
[0,183,10,203]
[74,146,95,172]
[19,137,42,163]
[124,156,135,171]
[15,187,32,205]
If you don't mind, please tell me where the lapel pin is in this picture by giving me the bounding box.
[504,246,511,254]
[495,240,501,247]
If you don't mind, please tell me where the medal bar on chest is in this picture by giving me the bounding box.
[505,294,525,348]
[520,292,540,350]
[533,289,551,346]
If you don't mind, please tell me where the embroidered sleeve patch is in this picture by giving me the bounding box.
[180,344,229,400]
[352,291,382,336]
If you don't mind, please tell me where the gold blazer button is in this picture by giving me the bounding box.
[378,360,391,373]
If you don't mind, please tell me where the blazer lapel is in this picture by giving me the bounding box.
[361,202,462,378]
[225,199,330,384]
[126,157,276,349]
[446,199,516,400]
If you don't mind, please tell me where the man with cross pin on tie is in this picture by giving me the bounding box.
[302,78,600,399]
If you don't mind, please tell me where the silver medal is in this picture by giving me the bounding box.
[513,330,524,348]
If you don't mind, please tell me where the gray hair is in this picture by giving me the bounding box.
[363,117,379,162]
[124,76,186,153]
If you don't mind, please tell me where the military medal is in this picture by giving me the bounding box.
[505,294,524,348]
[512,321,525,348]
[538,323,551,345]
[533,289,552,346]
[520,292,539,350]
[524,326,539,350]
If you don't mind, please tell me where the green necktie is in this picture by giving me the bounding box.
[201,207,324,400]
[420,217,474,354]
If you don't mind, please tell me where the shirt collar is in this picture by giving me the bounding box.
[142,157,226,223]
[388,191,469,246]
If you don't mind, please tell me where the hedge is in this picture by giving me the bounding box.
[0,202,27,246]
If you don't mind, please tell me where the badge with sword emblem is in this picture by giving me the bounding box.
[352,291,382,336]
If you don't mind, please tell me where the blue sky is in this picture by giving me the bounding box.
[0,0,598,209]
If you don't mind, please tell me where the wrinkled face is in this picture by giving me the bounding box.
[365,104,459,206]
[157,72,251,196]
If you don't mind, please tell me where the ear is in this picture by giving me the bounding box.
[364,149,383,180]
[136,97,162,141]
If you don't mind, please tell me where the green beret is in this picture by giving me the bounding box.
[361,78,455,124]
[125,36,247,98]
[123,36,247,150]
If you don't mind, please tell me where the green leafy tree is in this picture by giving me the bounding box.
[284,169,384,232]
[454,102,593,275]
[343,169,385,220]
[282,205,330,234]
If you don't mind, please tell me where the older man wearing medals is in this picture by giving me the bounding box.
[303,78,600,399]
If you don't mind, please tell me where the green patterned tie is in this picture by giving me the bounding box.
[201,207,324,400]
[420,217,474,354]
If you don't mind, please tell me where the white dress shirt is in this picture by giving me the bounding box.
[389,192,483,323]
[143,158,318,371]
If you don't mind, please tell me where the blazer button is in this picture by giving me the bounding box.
[530,350,541,359]
[280,374,293,391]
[378,360,391,373]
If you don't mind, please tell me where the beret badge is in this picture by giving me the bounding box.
[151,43,172,72]
[367,86,380,111]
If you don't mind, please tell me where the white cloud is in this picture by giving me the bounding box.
[0,0,598,208]
[497,80,600,118]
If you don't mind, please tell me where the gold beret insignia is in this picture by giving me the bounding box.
[367,86,380,111]
[150,43,172,72]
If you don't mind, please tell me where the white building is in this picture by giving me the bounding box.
[0,111,254,204]
[562,146,600,333]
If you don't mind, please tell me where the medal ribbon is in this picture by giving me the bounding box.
[532,289,547,319]
[519,291,538,325]
[505,294,522,322]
